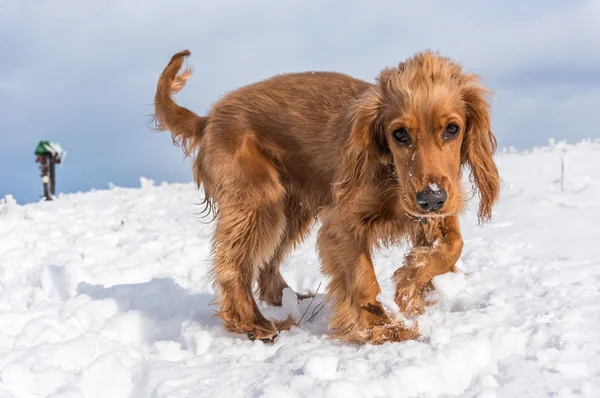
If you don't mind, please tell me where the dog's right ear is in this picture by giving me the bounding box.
[333,86,385,205]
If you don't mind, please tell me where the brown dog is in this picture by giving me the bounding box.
[152,49,499,344]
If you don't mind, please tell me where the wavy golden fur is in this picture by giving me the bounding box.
[152,49,500,344]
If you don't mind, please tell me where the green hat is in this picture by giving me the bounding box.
[34,141,65,157]
[35,141,51,155]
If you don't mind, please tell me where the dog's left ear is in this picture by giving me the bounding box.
[459,75,500,224]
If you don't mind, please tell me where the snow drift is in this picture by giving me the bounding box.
[1,139,599,397]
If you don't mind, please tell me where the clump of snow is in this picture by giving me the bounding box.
[302,355,339,379]
[281,287,302,322]
[431,271,466,307]
[0,194,18,219]
[1,140,600,396]
[181,325,213,355]
[1,194,17,206]
[139,177,155,189]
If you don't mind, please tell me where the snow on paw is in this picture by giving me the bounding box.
[395,286,426,316]
[422,281,439,308]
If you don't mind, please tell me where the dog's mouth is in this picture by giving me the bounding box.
[404,209,450,224]
[406,212,429,224]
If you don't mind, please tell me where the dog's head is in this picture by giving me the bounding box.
[337,51,499,223]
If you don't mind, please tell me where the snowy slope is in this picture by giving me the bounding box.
[1,139,599,398]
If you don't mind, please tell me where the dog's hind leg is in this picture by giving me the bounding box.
[257,195,316,306]
[209,134,293,342]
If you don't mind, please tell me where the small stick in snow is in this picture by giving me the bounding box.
[307,302,325,323]
[298,280,322,324]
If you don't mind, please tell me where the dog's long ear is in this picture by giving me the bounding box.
[460,75,500,224]
[334,87,386,205]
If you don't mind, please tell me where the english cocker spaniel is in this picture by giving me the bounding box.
[152,49,499,344]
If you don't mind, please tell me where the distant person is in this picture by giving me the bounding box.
[34,141,65,201]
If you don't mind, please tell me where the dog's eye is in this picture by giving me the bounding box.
[392,127,410,144]
[443,124,460,139]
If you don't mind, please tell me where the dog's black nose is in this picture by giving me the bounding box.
[416,188,447,212]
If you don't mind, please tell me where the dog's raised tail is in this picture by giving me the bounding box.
[153,50,207,156]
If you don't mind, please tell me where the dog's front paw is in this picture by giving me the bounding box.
[245,316,295,343]
[393,266,426,316]
[368,322,420,345]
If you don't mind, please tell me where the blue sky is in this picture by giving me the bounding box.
[2,0,599,204]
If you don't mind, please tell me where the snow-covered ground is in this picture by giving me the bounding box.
[1,139,599,398]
